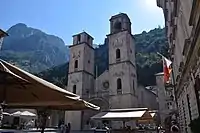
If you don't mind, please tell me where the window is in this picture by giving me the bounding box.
[86,89,89,94]
[172,25,177,40]
[133,80,135,94]
[116,49,121,59]
[74,60,78,69]
[167,102,172,109]
[114,22,122,31]
[77,34,81,42]
[170,33,173,43]
[87,35,90,42]
[165,9,168,21]
[174,0,178,17]
[73,85,76,94]
[117,78,122,94]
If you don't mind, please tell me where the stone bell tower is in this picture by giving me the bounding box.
[107,13,138,109]
[65,32,95,130]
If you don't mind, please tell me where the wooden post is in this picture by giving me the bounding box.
[37,108,51,133]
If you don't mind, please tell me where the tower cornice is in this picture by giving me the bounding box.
[109,60,136,68]
[69,42,95,50]
[68,70,94,77]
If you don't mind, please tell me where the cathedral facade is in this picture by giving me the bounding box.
[64,13,155,130]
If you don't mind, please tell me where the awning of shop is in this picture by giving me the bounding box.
[0,59,100,111]
[91,109,153,121]
[150,112,156,117]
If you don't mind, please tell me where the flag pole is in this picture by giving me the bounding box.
[157,52,164,58]
[157,52,176,88]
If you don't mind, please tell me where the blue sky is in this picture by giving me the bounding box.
[1,0,164,45]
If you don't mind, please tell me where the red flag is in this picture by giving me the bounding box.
[163,56,172,83]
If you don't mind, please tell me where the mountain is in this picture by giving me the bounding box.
[0,23,69,73]
[1,23,168,86]
[38,27,168,87]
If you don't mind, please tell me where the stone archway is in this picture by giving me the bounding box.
[89,97,109,110]
[82,98,109,129]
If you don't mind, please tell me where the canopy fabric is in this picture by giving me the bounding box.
[91,110,153,121]
[0,62,29,84]
[6,96,100,111]
[2,112,11,116]
[0,59,100,111]
[0,59,78,104]
[11,111,22,117]
[21,111,36,117]
[11,111,37,118]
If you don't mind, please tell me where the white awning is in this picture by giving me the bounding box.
[11,111,36,118]
[91,110,152,121]
[150,112,156,117]
[11,111,22,117]
[21,111,36,117]
[2,112,11,116]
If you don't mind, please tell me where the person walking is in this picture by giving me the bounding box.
[60,123,65,133]
[67,123,71,133]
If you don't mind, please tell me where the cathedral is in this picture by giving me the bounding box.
[64,13,157,130]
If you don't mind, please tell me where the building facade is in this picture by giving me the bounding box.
[0,29,8,126]
[157,0,200,132]
[0,29,8,50]
[65,13,158,130]
[137,85,158,110]
[155,72,176,129]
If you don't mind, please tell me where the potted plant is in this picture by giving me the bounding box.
[189,117,200,133]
